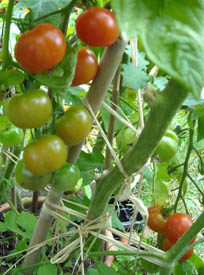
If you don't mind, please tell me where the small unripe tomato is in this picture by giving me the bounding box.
[52,162,80,192]
[76,7,120,47]
[15,159,51,191]
[7,89,52,129]
[0,126,24,147]
[23,135,67,176]
[72,46,98,86]
[55,106,92,146]
[15,23,66,74]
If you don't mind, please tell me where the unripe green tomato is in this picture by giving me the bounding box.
[52,162,80,192]
[0,126,24,147]
[154,129,178,162]
[116,127,137,153]
[15,159,51,191]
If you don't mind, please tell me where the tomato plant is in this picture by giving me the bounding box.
[55,105,92,146]
[15,159,51,191]
[162,238,194,262]
[165,213,196,244]
[72,46,98,86]
[15,23,66,74]
[7,89,52,129]
[147,205,167,233]
[116,127,137,152]
[0,125,24,146]
[76,7,120,47]
[51,162,80,192]
[154,129,179,162]
[23,135,67,176]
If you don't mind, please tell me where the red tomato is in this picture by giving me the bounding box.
[165,213,195,244]
[72,46,98,86]
[76,7,120,47]
[15,23,66,74]
[147,206,167,233]
[162,238,194,262]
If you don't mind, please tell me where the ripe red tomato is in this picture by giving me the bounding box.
[72,46,98,86]
[165,213,195,244]
[147,206,167,233]
[7,89,52,129]
[15,23,66,74]
[76,7,120,47]
[23,135,67,176]
[162,238,194,262]
[55,105,92,146]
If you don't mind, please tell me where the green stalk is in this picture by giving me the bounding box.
[87,81,188,220]
[2,0,15,70]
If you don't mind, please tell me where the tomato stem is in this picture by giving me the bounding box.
[2,0,15,70]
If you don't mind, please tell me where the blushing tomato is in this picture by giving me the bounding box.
[72,46,98,86]
[147,205,167,233]
[7,89,52,129]
[23,135,67,176]
[15,159,51,191]
[165,213,196,244]
[162,238,194,262]
[15,23,66,74]
[76,7,120,47]
[55,106,92,146]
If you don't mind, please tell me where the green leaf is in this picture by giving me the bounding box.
[153,163,170,206]
[153,77,169,91]
[111,209,125,232]
[0,115,11,130]
[87,269,99,275]
[37,263,57,275]
[16,211,37,236]
[97,263,118,275]
[173,261,194,275]
[77,148,104,171]
[183,95,204,106]
[0,70,26,88]
[0,211,23,236]
[197,116,204,142]
[34,44,78,90]
[16,0,71,20]
[121,64,152,90]
[112,0,204,98]
[189,253,204,273]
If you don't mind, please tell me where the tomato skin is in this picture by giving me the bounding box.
[76,7,119,47]
[162,238,194,262]
[116,127,137,153]
[55,106,92,146]
[15,159,51,191]
[7,89,52,129]
[147,205,167,233]
[165,213,195,244]
[23,135,67,176]
[52,162,80,192]
[154,129,178,162]
[0,126,24,147]
[72,46,98,86]
[15,23,66,74]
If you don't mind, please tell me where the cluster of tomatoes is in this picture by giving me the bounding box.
[5,7,119,192]
[148,206,196,262]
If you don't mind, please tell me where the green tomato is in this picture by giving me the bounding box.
[116,127,137,153]
[154,129,178,162]
[15,159,51,191]
[0,125,24,147]
[52,162,80,192]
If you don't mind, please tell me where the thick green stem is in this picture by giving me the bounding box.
[2,0,14,70]
[88,81,188,220]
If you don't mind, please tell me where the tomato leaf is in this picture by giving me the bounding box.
[153,163,170,206]
[34,44,78,90]
[173,261,194,275]
[121,63,152,90]
[0,70,26,88]
[112,0,204,98]
[37,263,57,275]
[16,0,71,21]
[16,211,37,237]
[189,253,204,273]
[197,116,204,142]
